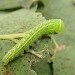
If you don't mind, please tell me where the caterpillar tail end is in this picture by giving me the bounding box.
[2,57,9,65]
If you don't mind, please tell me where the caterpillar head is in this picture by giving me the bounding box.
[47,19,65,33]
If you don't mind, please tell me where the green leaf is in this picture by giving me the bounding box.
[30,36,53,75]
[0,9,45,34]
[32,59,53,75]
[53,45,75,75]
[0,11,9,16]
[41,0,75,74]
[53,32,75,75]
[0,9,46,75]
[0,0,36,10]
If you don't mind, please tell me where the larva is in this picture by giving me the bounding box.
[2,19,64,65]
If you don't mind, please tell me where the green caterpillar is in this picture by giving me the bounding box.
[2,19,64,65]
